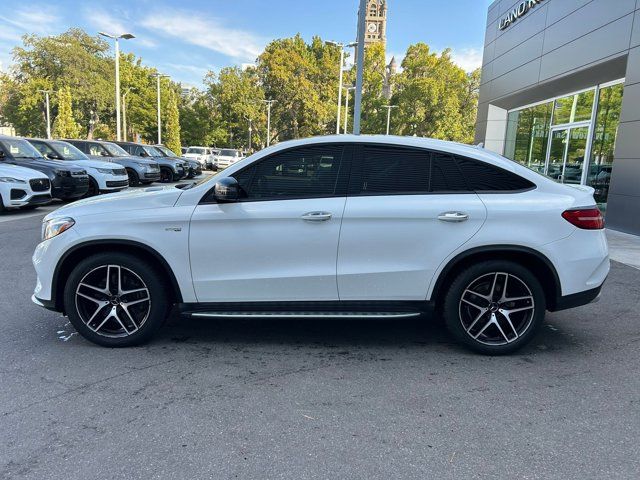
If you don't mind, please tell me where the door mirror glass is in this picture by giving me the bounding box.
[213,177,240,203]
[139,150,149,157]
[0,150,5,159]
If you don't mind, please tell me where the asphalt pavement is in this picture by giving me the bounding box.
[0,211,639,480]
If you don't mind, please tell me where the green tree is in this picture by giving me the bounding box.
[164,89,182,153]
[52,86,80,138]
[207,66,264,149]
[392,43,478,143]
[257,35,339,142]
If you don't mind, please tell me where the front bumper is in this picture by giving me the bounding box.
[142,171,161,182]
[6,191,51,208]
[52,175,90,199]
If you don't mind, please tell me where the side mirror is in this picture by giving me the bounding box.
[100,150,109,157]
[213,177,240,203]
[140,150,149,157]
[0,150,5,159]
[46,153,62,160]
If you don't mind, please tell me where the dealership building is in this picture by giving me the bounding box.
[476,0,640,235]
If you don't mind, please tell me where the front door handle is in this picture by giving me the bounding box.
[301,211,333,222]
[438,211,469,222]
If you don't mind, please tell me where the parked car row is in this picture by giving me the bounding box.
[181,146,244,171]
[0,134,201,212]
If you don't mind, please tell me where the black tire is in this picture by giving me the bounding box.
[160,167,172,183]
[84,178,99,197]
[127,168,140,187]
[443,260,546,355]
[63,252,170,347]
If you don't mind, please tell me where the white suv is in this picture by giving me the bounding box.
[28,139,129,196]
[183,146,214,168]
[0,163,51,210]
[31,136,609,354]
[215,149,243,169]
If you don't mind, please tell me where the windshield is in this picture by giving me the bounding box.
[142,145,163,157]
[220,149,239,157]
[103,143,130,157]
[187,147,206,155]
[51,141,87,160]
[0,139,44,159]
[156,146,176,157]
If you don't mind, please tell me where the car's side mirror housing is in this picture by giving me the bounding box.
[213,177,240,203]
[0,150,5,159]
[46,153,62,160]
[100,150,109,157]
[139,150,149,157]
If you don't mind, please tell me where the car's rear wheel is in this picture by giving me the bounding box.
[443,260,545,355]
[63,253,170,347]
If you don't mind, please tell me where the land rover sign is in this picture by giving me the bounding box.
[499,0,544,30]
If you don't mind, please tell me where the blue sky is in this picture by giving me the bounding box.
[0,0,494,87]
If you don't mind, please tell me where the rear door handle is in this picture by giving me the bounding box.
[301,211,333,222]
[438,211,469,222]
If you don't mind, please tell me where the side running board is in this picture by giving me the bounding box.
[188,311,421,319]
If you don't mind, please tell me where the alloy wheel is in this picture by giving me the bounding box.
[458,272,535,346]
[75,264,151,338]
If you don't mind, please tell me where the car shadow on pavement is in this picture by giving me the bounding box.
[154,312,581,356]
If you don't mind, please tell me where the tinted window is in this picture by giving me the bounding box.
[88,143,108,156]
[455,156,535,192]
[430,153,470,192]
[30,141,56,157]
[351,145,430,195]
[236,145,343,200]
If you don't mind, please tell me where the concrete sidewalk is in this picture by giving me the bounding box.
[607,229,640,270]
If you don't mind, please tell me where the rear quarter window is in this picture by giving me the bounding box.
[454,156,535,192]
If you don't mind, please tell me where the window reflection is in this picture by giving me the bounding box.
[588,83,624,210]
[552,90,595,125]
[504,101,552,173]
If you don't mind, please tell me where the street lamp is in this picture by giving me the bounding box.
[343,86,356,134]
[122,87,133,142]
[150,72,170,144]
[382,105,398,135]
[99,31,135,141]
[352,0,367,135]
[261,99,276,147]
[37,89,53,139]
[326,41,357,135]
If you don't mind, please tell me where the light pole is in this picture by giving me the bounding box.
[150,73,170,144]
[343,86,355,134]
[383,105,398,135]
[326,41,357,134]
[37,89,52,139]
[122,88,132,142]
[261,99,276,147]
[99,32,135,141]
[352,0,367,135]
[247,118,253,152]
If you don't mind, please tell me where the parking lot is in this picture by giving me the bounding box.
[1,206,639,479]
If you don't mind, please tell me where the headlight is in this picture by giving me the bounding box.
[42,217,75,241]
[96,168,114,174]
[0,177,26,184]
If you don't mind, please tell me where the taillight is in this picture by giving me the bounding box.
[562,208,604,230]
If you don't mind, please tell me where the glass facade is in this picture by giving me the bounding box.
[504,82,624,210]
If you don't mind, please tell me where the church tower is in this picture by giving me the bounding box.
[364,0,387,47]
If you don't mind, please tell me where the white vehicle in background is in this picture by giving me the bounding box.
[183,147,215,169]
[215,149,243,169]
[28,139,129,197]
[0,163,51,211]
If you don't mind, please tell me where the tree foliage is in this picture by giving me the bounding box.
[0,29,480,149]
[52,86,80,138]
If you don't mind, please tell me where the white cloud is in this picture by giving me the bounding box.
[0,5,60,35]
[450,48,483,72]
[84,8,130,37]
[140,9,265,62]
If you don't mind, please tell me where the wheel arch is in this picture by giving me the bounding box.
[430,245,562,311]
[52,240,183,313]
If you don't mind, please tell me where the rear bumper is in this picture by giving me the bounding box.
[550,284,604,312]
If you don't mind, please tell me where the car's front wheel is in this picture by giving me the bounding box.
[63,252,170,347]
[443,260,546,355]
